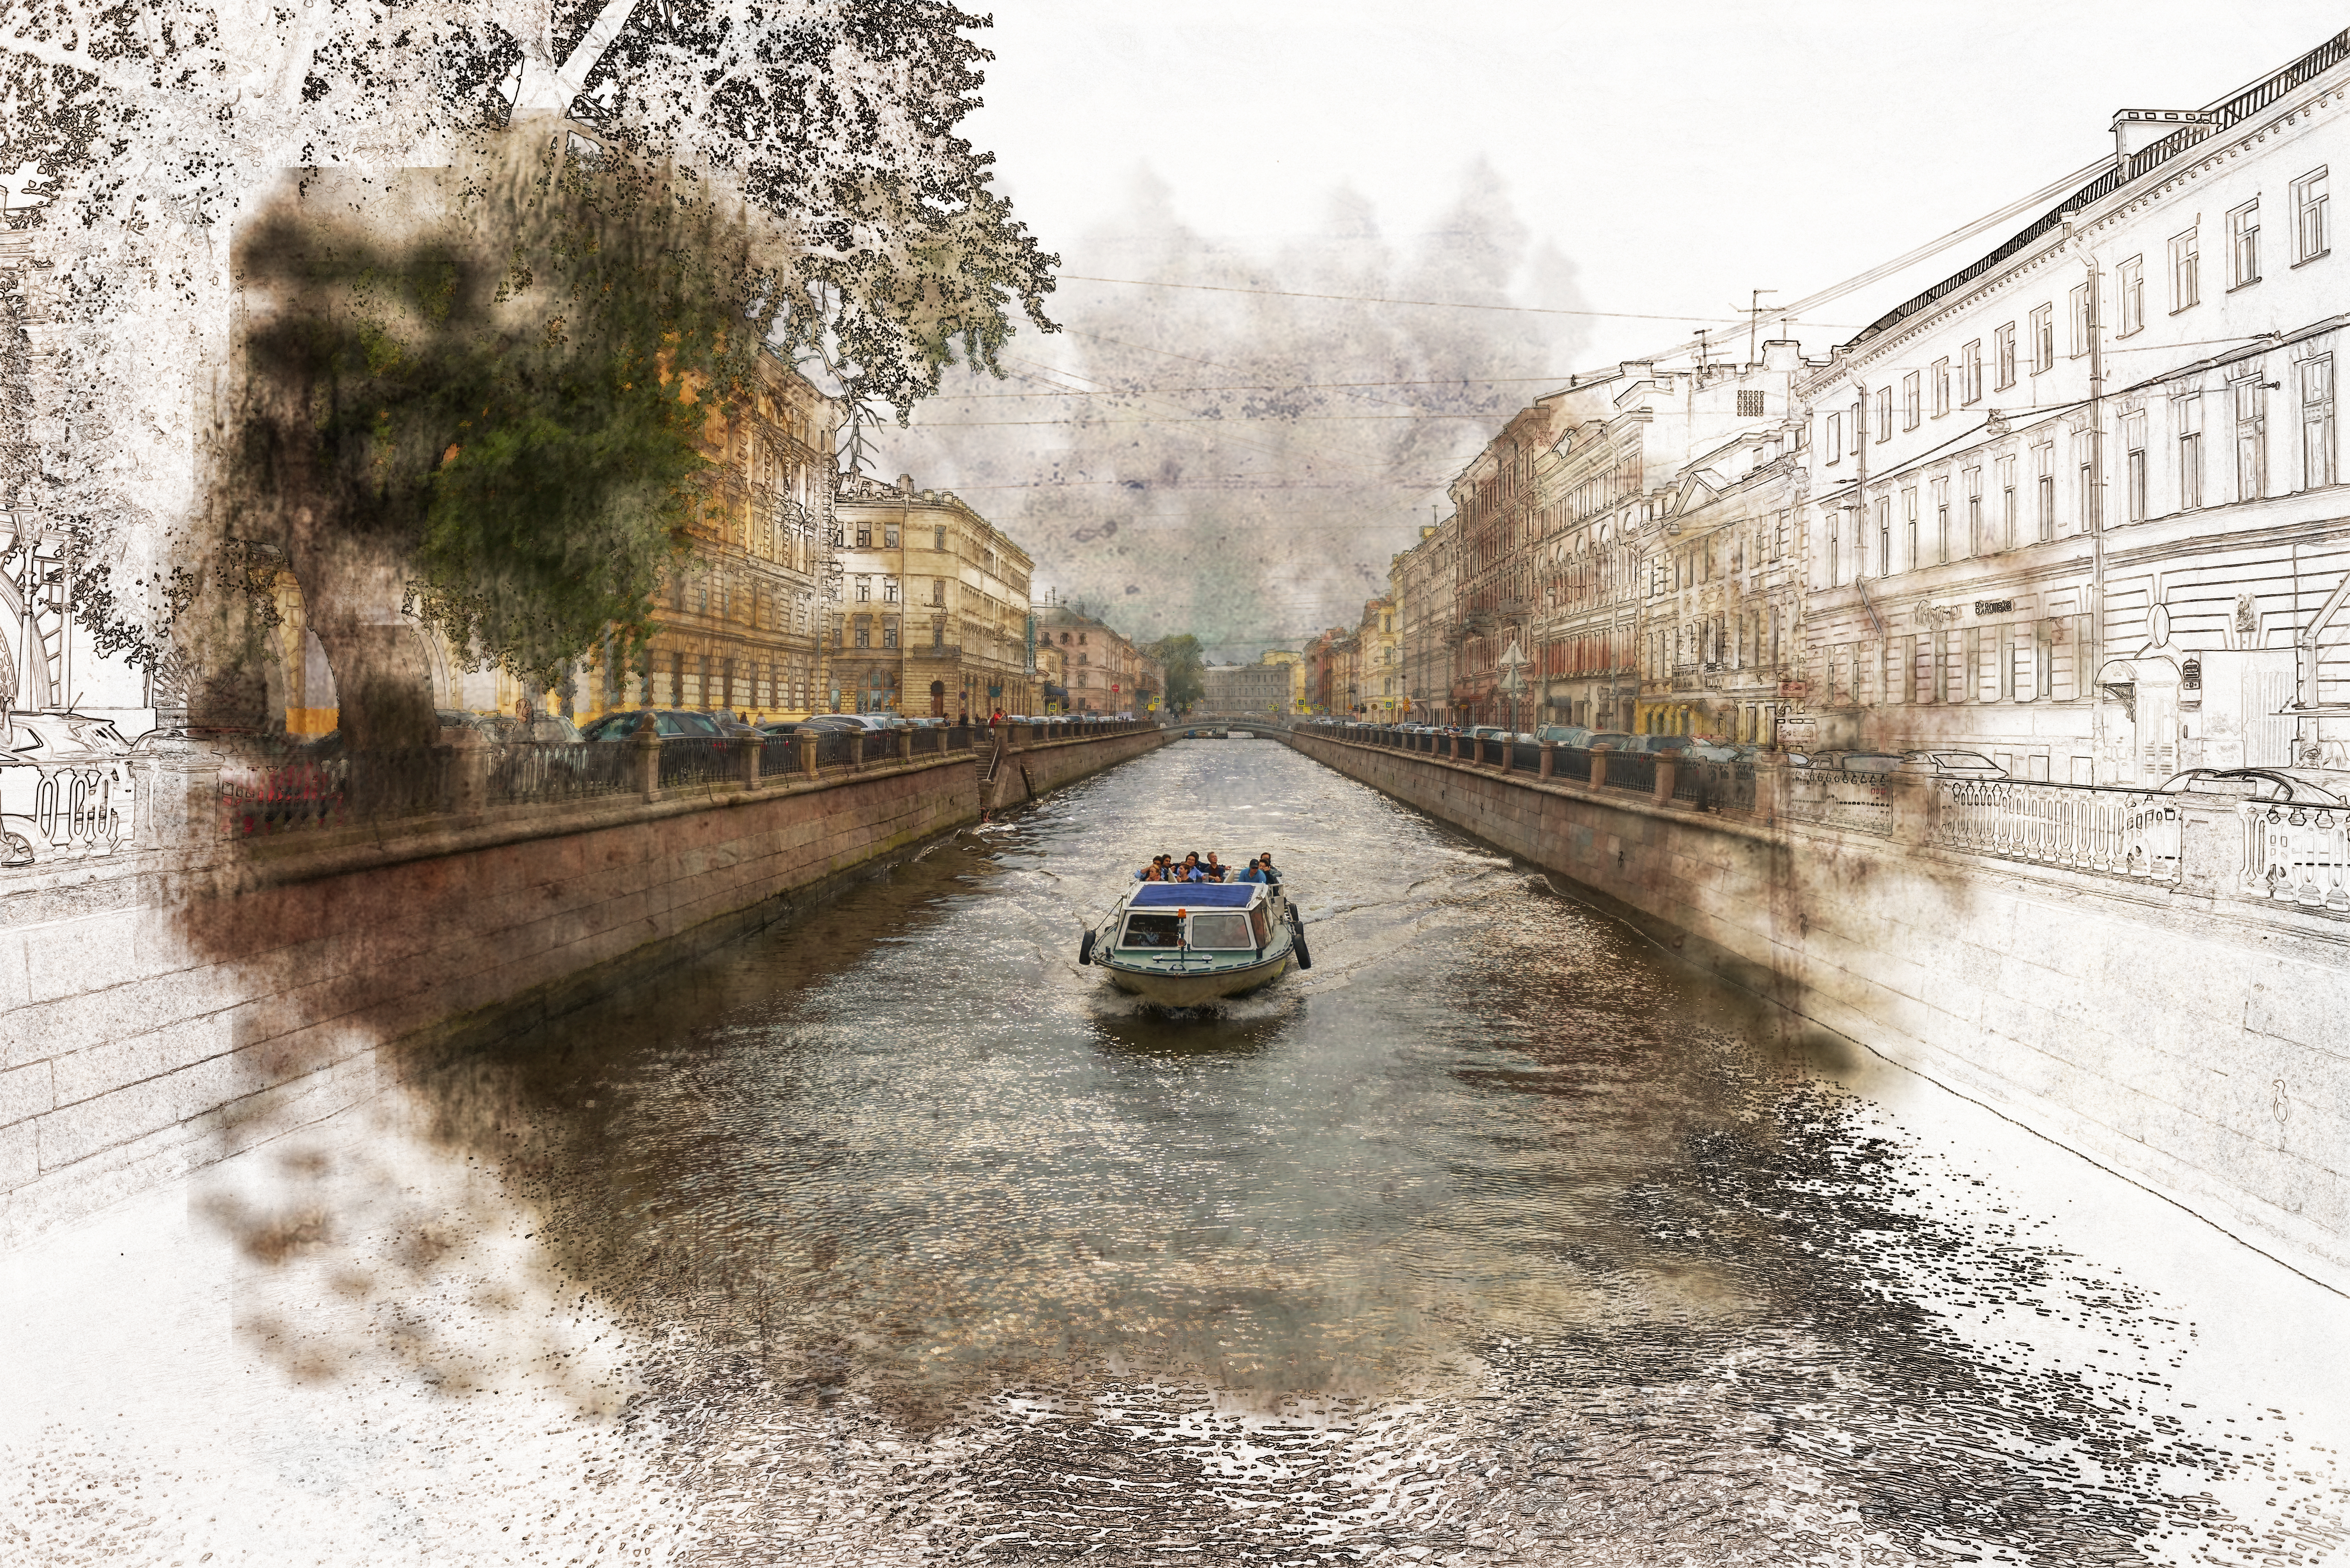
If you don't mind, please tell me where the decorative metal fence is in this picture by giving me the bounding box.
[658,735,739,789]
[489,741,632,806]
[1674,761,1757,814]
[859,730,897,764]
[1598,749,1658,797]
[2240,800,2350,910]
[27,763,137,854]
[1784,768,1894,837]
[1931,778,2180,883]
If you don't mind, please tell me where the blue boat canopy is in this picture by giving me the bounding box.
[1130,882,1256,908]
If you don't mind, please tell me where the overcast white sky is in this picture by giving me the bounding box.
[963,2,2347,365]
[870,3,2350,643]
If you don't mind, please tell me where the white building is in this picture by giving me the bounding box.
[1793,28,2350,783]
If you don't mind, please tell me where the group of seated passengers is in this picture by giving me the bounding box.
[1135,851,1281,885]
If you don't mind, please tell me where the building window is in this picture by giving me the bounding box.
[882,620,899,650]
[930,578,946,605]
[1995,322,2017,390]
[2235,374,2267,499]
[2295,167,2331,262]
[1961,340,1983,405]
[1901,372,1921,430]
[934,526,948,551]
[883,524,900,549]
[2124,412,2148,522]
[2229,199,2261,288]
[2030,304,2055,373]
[1929,478,1947,565]
[855,524,872,547]
[2076,432,2095,531]
[1996,455,2016,549]
[854,618,871,649]
[1962,468,1981,559]
[1873,496,1889,576]
[2034,444,2055,541]
[2178,394,2204,509]
[2118,256,2145,336]
[883,576,899,603]
[1899,487,1917,570]
[1931,358,1950,418]
[2171,228,2202,313]
[2069,283,2091,358]
[854,575,871,602]
[1875,386,1893,442]
[1825,411,1843,462]
[1737,389,1765,417]
[2303,356,2336,488]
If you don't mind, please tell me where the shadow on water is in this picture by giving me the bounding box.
[347,741,2348,1564]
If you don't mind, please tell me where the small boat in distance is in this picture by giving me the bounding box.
[1078,880,1309,1006]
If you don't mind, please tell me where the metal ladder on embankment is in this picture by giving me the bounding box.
[977,735,1006,786]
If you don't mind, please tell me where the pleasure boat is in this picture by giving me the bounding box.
[1078,880,1309,1005]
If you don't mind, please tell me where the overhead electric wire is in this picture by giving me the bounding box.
[1058,272,1858,328]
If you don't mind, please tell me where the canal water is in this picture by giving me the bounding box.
[6,738,2350,1566]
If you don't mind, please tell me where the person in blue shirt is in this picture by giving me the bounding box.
[1177,853,1205,882]
[1236,858,1267,883]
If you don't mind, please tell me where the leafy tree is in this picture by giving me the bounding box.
[1146,632,1206,712]
[0,0,1058,734]
[226,135,772,750]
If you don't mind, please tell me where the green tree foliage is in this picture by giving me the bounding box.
[1146,632,1207,710]
[229,135,772,722]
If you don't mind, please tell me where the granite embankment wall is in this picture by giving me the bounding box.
[0,725,1168,1246]
[1283,726,2350,1292]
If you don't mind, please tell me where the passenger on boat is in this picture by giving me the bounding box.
[1257,852,1282,887]
[1203,852,1226,881]
[1236,858,1267,883]
[1176,853,1206,882]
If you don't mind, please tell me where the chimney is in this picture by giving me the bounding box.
[1762,339,1799,373]
[2110,108,2213,170]
[897,473,915,495]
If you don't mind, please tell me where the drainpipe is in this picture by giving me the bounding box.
[2084,238,2108,708]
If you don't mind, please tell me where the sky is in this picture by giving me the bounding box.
[864,2,2350,654]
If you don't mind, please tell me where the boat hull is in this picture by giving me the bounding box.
[1098,947,1292,1005]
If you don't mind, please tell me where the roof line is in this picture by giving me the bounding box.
[1843,27,2350,352]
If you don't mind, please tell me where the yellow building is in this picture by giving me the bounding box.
[830,474,1038,717]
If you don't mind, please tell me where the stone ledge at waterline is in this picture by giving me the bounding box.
[1278,725,2350,1295]
[0,724,1170,1250]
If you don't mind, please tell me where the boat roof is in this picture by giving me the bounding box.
[1128,883,1258,908]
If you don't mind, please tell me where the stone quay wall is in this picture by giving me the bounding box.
[1281,726,2350,1293]
[0,724,1168,1248]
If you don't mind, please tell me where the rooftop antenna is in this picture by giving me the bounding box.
[1746,288,1778,367]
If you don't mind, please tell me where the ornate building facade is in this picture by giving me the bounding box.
[832,474,1036,718]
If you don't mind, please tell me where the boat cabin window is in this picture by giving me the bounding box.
[1187,911,1256,950]
[1249,906,1271,946]
[1119,912,1184,948]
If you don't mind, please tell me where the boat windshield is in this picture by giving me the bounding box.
[1187,912,1256,950]
[1119,912,1184,948]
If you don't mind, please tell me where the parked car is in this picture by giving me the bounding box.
[1683,740,1756,763]
[2148,766,2348,806]
[1629,733,1699,755]
[1789,750,1909,773]
[1896,749,2007,778]
[579,709,729,741]
[1536,724,1597,748]
[1584,732,1638,750]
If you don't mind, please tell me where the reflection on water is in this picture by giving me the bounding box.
[7,738,2348,1565]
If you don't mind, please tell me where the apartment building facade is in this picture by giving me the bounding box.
[832,473,1036,718]
[1035,602,1146,715]
[1792,29,2350,783]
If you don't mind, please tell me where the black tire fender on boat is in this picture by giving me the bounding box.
[1078,929,1096,965]
[1288,909,1311,970]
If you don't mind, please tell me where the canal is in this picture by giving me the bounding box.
[5,737,2348,1566]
